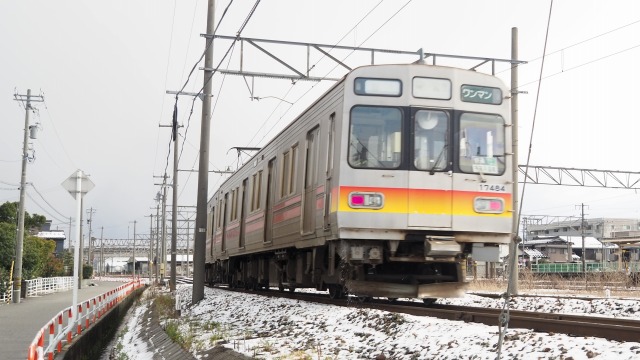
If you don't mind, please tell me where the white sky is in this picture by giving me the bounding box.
[1,0,640,240]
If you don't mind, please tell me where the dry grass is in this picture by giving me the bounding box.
[466,271,640,298]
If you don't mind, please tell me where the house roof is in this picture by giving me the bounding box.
[36,230,66,240]
[559,236,618,249]
[526,236,618,249]
[523,248,546,258]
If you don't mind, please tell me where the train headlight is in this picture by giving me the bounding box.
[473,197,504,214]
[348,192,384,209]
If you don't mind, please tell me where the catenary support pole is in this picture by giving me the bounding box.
[155,200,160,283]
[161,174,168,284]
[171,119,178,291]
[508,27,520,295]
[193,0,215,303]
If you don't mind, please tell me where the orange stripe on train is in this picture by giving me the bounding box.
[337,186,511,216]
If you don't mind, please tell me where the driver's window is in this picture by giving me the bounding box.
[348,106,402,169]
[459,113,505,175]
[413,110,448,171]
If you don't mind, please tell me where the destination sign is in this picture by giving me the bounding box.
[461,85,502,105]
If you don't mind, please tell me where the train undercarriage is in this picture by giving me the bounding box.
[205,237,471,302]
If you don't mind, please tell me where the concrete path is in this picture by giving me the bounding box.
[0,280,126,360]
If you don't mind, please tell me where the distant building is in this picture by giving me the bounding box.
[35,221,66,256]
[527,217,640,239]
[525,235,618,263]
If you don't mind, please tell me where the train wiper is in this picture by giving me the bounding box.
[428,144,447,175]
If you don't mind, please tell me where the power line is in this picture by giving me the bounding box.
[26,192,66,224]
[496,17,640,77]
[517,43,640,89]
[28,182,69,219]
[42,97,77,169]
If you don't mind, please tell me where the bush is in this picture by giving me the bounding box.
[82,264,93,279]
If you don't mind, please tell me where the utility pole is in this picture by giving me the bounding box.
[193,0,215,303]
[154,194,161,284]
[86,207,95,270]
[131,220,137,278]
[147,213,154,283]
[577,203,588,274]
[68,217,72,251]
[12,89,44,303]
[100,227,104,276]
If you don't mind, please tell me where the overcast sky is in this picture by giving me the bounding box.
[1,0,639,241]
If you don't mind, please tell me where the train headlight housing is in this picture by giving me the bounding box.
[348,192,384,209]
[474,197,504,214]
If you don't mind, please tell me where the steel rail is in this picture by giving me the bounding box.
[209,285,640,343]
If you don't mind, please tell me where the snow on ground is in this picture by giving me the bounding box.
[126,285,640,360]
[112,294,156,360]
[106,284,640,359]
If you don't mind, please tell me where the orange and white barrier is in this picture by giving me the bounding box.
[27,279,143,360]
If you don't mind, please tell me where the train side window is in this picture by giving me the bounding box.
[290,144,298,194]
[251,170,262,211]
[348,106,402,169]
[281,151,290,198]
[231,187,239,221]
[458,113,506,175]
[280,144,298,197]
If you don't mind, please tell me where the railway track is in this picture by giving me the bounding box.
[209,285,640,343]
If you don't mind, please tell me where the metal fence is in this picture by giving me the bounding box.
[530,262,640,273]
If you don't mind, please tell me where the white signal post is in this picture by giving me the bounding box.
[62,170,94,324]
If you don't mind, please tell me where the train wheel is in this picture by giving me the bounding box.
[328,285,343,299]
[422,298,437,306]
[278,283,285,292]
[289,286,296,293]
[357,296,371,303]
[387,297,398,303]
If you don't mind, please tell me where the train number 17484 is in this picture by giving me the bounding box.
[479,184,506,192]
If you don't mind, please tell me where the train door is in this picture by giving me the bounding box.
[239,178,248,248]
[264,158,276,243]
[222,192,228,251]
[302,126,320,234]
[408,108,453,228]
[324,114,335,230]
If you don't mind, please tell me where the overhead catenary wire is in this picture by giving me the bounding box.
[249,0,412,151]
[178,42,238,200]
[244,0,387,149]
[161,0,239,178]
[165,0,261,186]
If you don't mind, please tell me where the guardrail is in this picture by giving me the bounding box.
[25,277,75,297]
[2,277,76,304]
[26,279,143,360]
[1,281,11,303]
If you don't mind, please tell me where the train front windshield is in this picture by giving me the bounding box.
[348,106,505,174]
